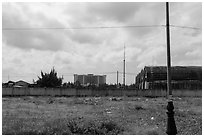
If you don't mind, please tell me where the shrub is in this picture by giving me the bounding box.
[36,67,63,88]
[66,118,123,135]
[134,104,145,110]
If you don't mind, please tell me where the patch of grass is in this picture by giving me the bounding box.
[67,118,123,135]
[3,118,72,135]
[134,104,145,110]
[191,98,202,106]
[2,117,123,135]
[175,110,187,118]
[73,98,85,104]
[142,129,159,135]
[47,97,55,104]
[2,96,202,135]
[72,97,102,105]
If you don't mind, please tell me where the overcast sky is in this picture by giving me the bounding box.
[2,2,202,84]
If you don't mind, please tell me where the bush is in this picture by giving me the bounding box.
[3,117,123,135]
[134,104,145,110]
[66,118,123,135]
[36,67,63,88]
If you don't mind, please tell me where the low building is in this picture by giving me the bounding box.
[74,74,106,86]
[135,66,202,90]
[14,80,30,88]
[2,81,15,88]
[2,80,30,88]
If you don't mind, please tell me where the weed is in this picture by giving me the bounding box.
[3,96,202,135]
[145,129,159,135]
[134,104,145,110]
[47,97,55,104]
[100,120,122,134]
[137,127,160,135]
[67,118,123,135]
[3,117,123,135]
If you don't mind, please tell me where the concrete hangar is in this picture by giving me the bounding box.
[135,66,202,90]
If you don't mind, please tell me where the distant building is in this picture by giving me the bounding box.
[135,66,202,90]
[2,80,30,88]
[2,81,15,88]
[14,80,30,88]
[74,74,106,86]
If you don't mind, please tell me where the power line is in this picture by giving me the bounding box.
[2,72,137,77]
[2,25,164,30]
[169,25,201,30]
[118,72,137,75]
[2,75,34,78]
[2,24,201,31]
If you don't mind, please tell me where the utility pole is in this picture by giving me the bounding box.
[117,71,119,87]
[123,44,126,87]
[166,2,177,135]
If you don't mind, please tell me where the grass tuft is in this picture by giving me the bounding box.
[134,104,145,110]
[67,118,123,135]
[3,117,123,135]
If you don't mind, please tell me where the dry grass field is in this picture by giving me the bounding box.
[2,95,202,135]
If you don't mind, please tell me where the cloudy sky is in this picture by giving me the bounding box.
[2,2,202,84]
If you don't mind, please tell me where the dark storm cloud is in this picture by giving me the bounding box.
[183,29,201,37]
[3,30,65,51]
[170,2,202,27]
[125,3,165,38]
[66,2,165,38]
[63,2,141,25]
[3,6,29,28]
[2,2,166,51]
[87,2,141,23]
[65,30,104,44]
[2,2,202,84]
[2,3,66,51]
[61,3,165,44]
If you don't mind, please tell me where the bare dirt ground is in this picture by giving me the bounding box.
[2,96,202,135]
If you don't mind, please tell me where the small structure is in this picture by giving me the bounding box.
[14,80,30,88]
[2,81,15,88]
[135,66,202,90]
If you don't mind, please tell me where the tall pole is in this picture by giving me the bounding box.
[166,2,177,135]
[117,71,119,87]
[166,2,172,99]
[123,44,126,87]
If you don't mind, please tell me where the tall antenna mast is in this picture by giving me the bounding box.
[123,44,126,86]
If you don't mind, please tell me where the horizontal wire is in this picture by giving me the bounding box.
[2,72,138,77]
[169,25,201,30]
[2,24,201,31]
[2,25,164,30]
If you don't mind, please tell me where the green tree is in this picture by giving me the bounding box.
[36,67,63,87]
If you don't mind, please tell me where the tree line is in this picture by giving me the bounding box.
[32,68,136,90]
